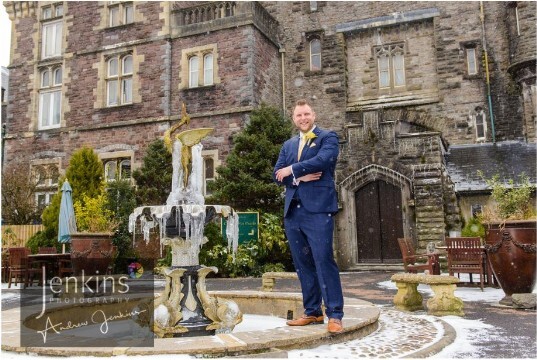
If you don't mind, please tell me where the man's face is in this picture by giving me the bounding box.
[292,104,315,133]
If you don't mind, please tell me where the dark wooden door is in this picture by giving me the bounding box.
[355,180,404,263]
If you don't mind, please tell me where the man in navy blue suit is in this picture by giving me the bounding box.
[273,99,344,334]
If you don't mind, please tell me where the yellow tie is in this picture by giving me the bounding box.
[298,137,306,160]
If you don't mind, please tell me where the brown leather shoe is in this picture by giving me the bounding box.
[327,318,343,333]
[286,314,324,326]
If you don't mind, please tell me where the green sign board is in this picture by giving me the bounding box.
[222,212,259,244]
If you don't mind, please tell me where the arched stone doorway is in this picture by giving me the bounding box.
[336,165,413,270]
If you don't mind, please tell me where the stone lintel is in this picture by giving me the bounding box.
[336,8,440,33]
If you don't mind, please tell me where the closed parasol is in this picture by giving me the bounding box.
[58,180,77,253]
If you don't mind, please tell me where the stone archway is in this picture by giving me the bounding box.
[336,165,414,270]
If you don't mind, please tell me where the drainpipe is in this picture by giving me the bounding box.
[1,124,5,169]
[480,1,496,143]
[279,47,286,117]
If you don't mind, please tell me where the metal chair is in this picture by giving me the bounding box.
[445,237,485,291]
[397,238,440,275]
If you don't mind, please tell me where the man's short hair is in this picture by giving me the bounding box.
[295,99,310,107]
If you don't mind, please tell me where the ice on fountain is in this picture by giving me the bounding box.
[166,141,205,206]
[128,137,239,260]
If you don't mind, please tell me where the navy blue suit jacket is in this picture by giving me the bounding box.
[273,127,339,217]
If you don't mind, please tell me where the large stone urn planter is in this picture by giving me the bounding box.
[70,232,116,276]
[484,220,536,306]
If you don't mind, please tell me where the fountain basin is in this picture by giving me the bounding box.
[2,291,379,357]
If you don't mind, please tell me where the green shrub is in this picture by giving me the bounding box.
[106,179,138,272]
[74,193,118,233]
[26,231,57,254]
[461,217,485,239]
[42,147,105,239]
[206,104,292,213]
[480,172,536,221]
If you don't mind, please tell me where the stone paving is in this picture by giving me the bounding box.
[4,271,535,358]
[288,308,452,358]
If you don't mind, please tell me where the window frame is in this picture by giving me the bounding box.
[181,44,219,90]
[108,1,134,27]
[41,19,63,59]
[201,150,219,197]
[474,109,487,141]
[189,56,200,88]
[309,38,322,72]
[374,43,406,90]
[100,153,133,183]
[466,48,478,76]
[38,66,62,130]
[203,53,214,86]
[187,51,215,88]
[106,54,133,107]
[36,192,55,213]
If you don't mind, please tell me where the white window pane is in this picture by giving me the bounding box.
[110,7,119,26]
[52,91,61,125]
[55,5,63,17]
[189,56,199,88]
[311,54,321,71]
[43,24,54,57]
[41,70,50,87]
[125,4,133,24]
[40,93,51,127]
[54,68,62,85]
[204,54,213,85]
[108,80,118,105]
[54,22,62,56]
[122,78,132,103]
[378,57,390,88]
[122,55,132,74]
[394,54,405,86]
[109,58,118,76]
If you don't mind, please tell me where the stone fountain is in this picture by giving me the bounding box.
[129,105,242,337]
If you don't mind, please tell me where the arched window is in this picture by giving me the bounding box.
[204,54,213,85]
[103,158,132,182]
[53,67,62,85]
[475,109,487,141]
[374,43,406,90]
[107,54,133,106]
[105,160,118,181]
[189,56,199,88]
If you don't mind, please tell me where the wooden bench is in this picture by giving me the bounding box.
[391,273,464,316]
[262,272,298,292]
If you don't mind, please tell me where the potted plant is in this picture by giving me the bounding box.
[479,172,536,306]
[71,193,119,276]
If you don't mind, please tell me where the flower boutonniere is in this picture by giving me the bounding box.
[304,131,317,147]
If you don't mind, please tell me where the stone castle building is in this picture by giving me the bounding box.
[3,1,536,270]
